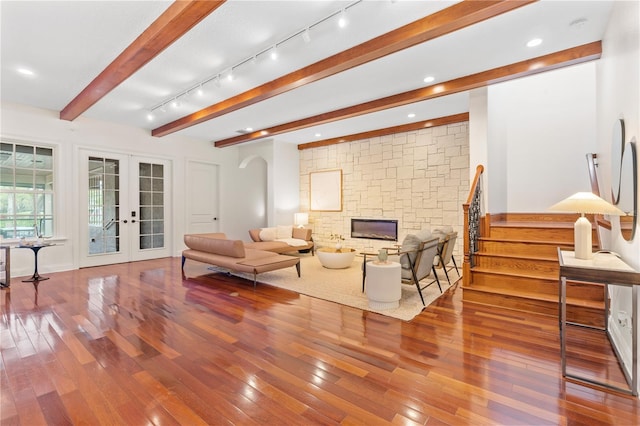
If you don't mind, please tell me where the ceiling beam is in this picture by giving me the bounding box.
[152,0,536,137]
[214,41,601,148]
[298,113,470,150]
[60,0,225,121]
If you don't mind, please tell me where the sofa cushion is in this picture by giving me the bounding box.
[184,234,245,258]
[292,227,312,241]
[276,225,293,239]
[259,227,277,241]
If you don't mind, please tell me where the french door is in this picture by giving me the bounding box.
[79,150,172,267]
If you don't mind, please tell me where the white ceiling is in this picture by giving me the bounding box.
[0,1,614,147]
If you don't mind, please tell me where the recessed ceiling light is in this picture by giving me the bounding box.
[245,127,253,132]
[260,130,269,136]
[17,67,35,76]
[527,38,542,47]
[423,76,434,84]
[315,133,322,137]
[408,113,416,118]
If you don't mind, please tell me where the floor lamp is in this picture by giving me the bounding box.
[548,192,625,260]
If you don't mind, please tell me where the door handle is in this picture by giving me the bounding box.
[123,220,128,224]
[213,217,218,221]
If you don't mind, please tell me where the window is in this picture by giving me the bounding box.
[0,141,54,239]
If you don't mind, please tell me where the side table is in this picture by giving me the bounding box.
[19,242,54,282]
[558,248,639,396]
[365,261,401,310]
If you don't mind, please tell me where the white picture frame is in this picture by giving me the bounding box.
[310,169,342,211]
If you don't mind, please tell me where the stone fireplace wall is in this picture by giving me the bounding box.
[299,122,469,259]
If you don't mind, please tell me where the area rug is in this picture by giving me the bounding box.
[223,255,461,321]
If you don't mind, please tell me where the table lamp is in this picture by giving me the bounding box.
[294,212,309,228]
[548,192,625,259]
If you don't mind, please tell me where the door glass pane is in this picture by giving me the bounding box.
[139,162,164,250]
[88,157,120,255]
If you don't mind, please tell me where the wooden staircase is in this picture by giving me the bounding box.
[462,213,605,327]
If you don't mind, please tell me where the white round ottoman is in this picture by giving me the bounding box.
[365,261,401,309]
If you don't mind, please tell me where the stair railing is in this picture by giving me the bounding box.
[463,165,484,286]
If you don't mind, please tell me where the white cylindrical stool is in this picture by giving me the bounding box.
[365,261,401,309]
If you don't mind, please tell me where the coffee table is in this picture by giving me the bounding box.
[316,247,356,269]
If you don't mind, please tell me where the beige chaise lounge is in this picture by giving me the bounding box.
[182,233,300,287]
[245,227,314,255]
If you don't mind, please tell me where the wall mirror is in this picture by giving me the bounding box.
[610,119,625,204]
[617,139,636,241]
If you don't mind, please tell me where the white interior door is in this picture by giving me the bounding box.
[79,150,171,267]
[187,160,219,234]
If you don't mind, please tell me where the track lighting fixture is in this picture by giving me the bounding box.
[145,0,362,119]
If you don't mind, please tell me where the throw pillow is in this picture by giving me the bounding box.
[399,234,421,270]
[276,225,293,239]
[415,228,432,242]
[259,227,277,241]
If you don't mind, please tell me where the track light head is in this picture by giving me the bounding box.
[302,28,311,43]
[338,9,347,28]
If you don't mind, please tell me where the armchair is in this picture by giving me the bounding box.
[433,230,459,284]
[362,233,442,306]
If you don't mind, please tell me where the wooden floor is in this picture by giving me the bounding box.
[1,257,638,425]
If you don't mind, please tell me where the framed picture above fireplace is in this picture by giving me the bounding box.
[310,169,342,211]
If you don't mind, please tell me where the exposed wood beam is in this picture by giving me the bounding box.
[60,0,225,121]
[152,0,536,137]
[297,113,470,150]
[215,41,601,148]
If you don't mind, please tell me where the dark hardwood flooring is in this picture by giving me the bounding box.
[1,257,638,425]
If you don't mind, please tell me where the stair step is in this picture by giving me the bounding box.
[479,239,573,257]
[462,286,604,328]
[473,253,559,276]
[489,226,577,241]
[469,268,604,302]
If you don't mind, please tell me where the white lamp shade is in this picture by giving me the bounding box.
[294,212,309,227]
[548,192,626,216]
[549,192,625,260]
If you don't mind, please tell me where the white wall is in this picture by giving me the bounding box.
[238,139,301,228]
[0,102,247,276]
[596,0,640,393]
[485,63,598,213]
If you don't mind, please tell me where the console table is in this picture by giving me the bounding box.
[558,249,638,395]
[0,246,9,288]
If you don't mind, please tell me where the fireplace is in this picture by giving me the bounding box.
[350,218,398,241]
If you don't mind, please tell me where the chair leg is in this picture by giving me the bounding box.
[181,256,186,270]
[410,263,426,306]
[442,265,451,284]
[362,254,368,292]
[432,266,443,293]
[452,255,459,275]
[295,262,301,277]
